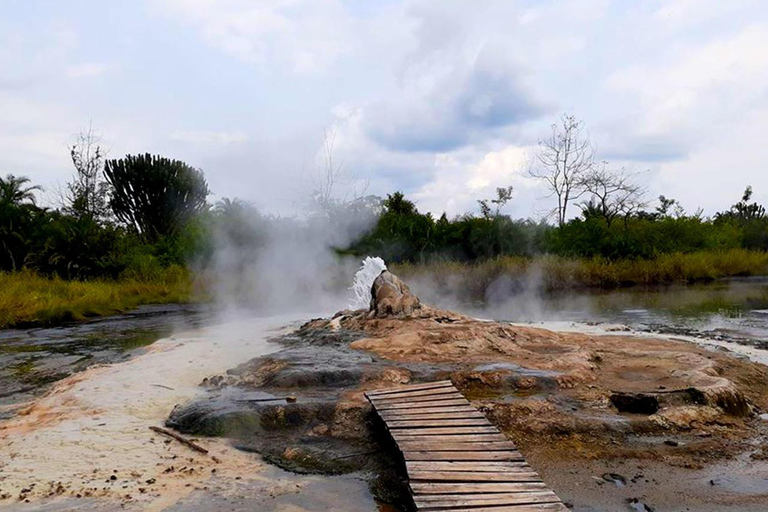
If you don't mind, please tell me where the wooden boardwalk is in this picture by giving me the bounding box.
[365,380,568,512]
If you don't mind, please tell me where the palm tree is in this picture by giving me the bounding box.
[0,174,40,206]
[0,174,40,270]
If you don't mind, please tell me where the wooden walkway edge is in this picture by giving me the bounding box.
[365,381,568,512]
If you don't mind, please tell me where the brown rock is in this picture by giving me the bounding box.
[369,270,421,317]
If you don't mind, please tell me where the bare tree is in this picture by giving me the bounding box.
[66,124,110,220]
[311,128,346,209]
[478,186,514,220]
[530,114,594,226]
[579,163,645,227]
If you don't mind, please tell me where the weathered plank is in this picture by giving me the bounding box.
[388,418,491,428]
[406,461,532,472]
[365,381,566,511]
[380,410,486,421]
[368,387,462,401]
[391,426,498,436]
[375,399,469,410]
[396,441,516,452]
[394,434,510,444]
[419,504,569,512]
[379,405,478,414]
[414,491,560,509]
[371,392,465,404]
[403,451,526,462]
[366,380,453,396]
[410,482,550,494]
[409,470,542,482]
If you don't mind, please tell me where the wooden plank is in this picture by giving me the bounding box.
[388,418,491,428]
[394,434,509,443]
[414,491,560,509]
[371,392,465,404]
[409,471,542,482]
[374,399,469,410]
[397,441,516,452]
[380,410,486,421]
[419,504,569,512]
[391,426,498,436]
[410,482,549,494]
[406,461,532,472]
[368,386,464,402]
[404,451,526,462]
[366,381,565,511]
[366,381,453,397]
[378,405,478,414]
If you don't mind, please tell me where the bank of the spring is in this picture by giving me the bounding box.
[0,268,199,329]
[392,248,768,300]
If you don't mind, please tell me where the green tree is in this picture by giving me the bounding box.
[104,154,210,243]
[0,174,41,270]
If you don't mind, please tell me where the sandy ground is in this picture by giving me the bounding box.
[0,314,381,511]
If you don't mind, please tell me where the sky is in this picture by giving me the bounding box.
[2,0,768,219]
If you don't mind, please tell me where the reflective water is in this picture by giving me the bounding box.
[460,276,768,350]
[0,303,211,417]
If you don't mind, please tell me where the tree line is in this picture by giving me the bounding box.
[1,118,767,281]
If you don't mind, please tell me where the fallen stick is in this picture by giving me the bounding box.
[149,426,209,454]
[151,384,175,390]
[331,449,380,460]
[235,396,297,403]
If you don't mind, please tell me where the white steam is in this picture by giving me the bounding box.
[349,256,387,309]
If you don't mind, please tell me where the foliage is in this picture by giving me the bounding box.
[66,127,111,220]
[392,249,768,301]
[104,153,210,244]
[0,268,195,329]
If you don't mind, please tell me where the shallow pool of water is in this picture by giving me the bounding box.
[0,304,212,416]
[447,277,768,351]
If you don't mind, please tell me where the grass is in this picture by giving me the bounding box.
[393,248,768,300]
[0,266,200,329]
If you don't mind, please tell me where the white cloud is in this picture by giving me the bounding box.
[148,0,354,73]
[170,130,249,145]
[411,145,539,218]
[607,23,768,146]
[66,63,114,78]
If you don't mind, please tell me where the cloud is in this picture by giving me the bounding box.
[605,23,768,157]
[361,34,545,153]
[410,144,539,218]
[170,130,249,145]
[148,0,354,73]
[66,63,114,78]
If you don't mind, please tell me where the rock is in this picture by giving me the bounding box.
[602,473,627,487]
[369,270,421,318]
[610,392,659,415]
[627,498,655,511]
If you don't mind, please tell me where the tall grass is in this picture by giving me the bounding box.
[393,249,768,301]
[0,266,199,329]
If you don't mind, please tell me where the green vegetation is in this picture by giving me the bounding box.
[0,268,195,328]
[347,188,768,262]
[1,118,767,329]
[392,249,768,301]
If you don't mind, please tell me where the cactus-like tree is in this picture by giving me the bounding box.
[104,154,209,243]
